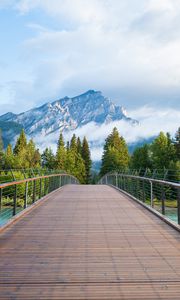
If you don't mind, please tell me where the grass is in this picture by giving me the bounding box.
[145,198,177,208]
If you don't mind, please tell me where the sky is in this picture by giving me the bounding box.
[0,0,180,160]
[0,0,180,115]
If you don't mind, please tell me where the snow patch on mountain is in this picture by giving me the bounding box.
[0,90,138,138]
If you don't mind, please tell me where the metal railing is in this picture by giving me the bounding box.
[114,169,180,183]
[0,169,67,184]
[99,173,180,225]
[0,173,79,227]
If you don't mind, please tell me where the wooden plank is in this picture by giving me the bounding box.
[0,185,180,299]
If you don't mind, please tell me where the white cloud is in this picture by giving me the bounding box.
[14,0,180,109]
[0,0,180,114]
[33,106,180,161]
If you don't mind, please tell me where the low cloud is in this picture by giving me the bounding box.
[33,106,180,161]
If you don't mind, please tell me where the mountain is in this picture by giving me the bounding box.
[0,121,23,148]
[0,90,138,138]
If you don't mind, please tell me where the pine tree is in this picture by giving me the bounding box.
[70,134,77,153]
[12,130,28,168]
[33,149,41,167]
[100,128,129,176]
[82,137,92,183]
[65,150,76,175]
[42,148,56,169]
[74,153,86,184]
[56,132,66,170]
[151,132,176,169]
[26,139,36,168]
[130,144,152,171]
[66,141,70,152]
[13,129,27,155]
[174,127,180,160]
[77,137,82,155]
[4,144,14,169]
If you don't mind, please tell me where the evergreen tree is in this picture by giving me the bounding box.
[42,148,56,169]
[4,144,14,169]
[82,137,92,183]
[100,128,129,176]
[151,132,176,169]
[65,150,76,174]
[13,130,27,168]
[56,133,66,170]
[26,139,36,168]
[64,134,87,183]
[174,127,180,160]
[13,129,27,155]
[66,141,70,152]
[33,149,41,168]
[74,153,86,184]
[77,137,82,155]
[130,144,152,170]
[70,134,77,153]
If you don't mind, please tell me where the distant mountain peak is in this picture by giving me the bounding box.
[0,90,138,138]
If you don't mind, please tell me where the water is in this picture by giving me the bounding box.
[0,207,23,226]
[165,210,178,223]
[0,205,178,227]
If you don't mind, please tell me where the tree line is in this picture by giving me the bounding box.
[0,129,92,184]
[0,126,179,183]
[100,127,180,180]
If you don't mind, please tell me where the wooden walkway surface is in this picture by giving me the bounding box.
[0,185,180,299]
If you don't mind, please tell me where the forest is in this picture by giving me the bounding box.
[0,127,179,183]
[0,130,91,184]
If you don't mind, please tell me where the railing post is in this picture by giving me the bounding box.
[24,181,28,209]
[150,181,154,208]
[161,186,165,215]
[13,184,17,216]
[48,177,51,193]
[39,178,42,199]
[142,180,145,203]
[44,177,47,195]
[177,188,180,225]
[33,180,36,203]
[0,188,2,211]
[115,174,118,187]
[120,175,122,189]
[59,175,61,187]
[105,175,107,185]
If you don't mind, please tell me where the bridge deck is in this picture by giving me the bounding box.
[0,185,180,299]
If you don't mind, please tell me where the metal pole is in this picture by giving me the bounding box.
[150,181,154,208]
[33,180,36,203]
[177,188,180,225]
[115,174,118,187]
[13,185,17,216]
[142,180,145,203]
[161,186,165,215]
[39,178,42,199]
[24,181,28,209]
[0,188,2,211]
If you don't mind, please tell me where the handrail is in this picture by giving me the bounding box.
[100,173,180,188]
[105,168,180,183]
[0,173,78,189]
[99,173,180,226]
[0,173,79,227]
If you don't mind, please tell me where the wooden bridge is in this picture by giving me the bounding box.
[0,184,180,299]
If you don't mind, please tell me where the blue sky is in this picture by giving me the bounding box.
[0,0,180,116]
